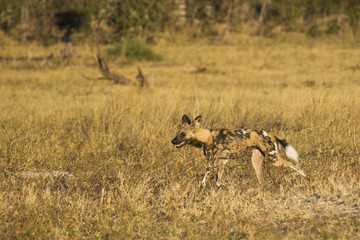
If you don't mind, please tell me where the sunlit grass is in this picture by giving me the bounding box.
[0,34,359,239]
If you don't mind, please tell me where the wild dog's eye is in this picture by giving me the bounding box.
[180,132,186,137]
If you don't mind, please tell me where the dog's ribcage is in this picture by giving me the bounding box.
[205,129,276,161]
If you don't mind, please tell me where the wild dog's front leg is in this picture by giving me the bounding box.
[214,150,230,187]
[201,159,214,187]
[216,159,228,187]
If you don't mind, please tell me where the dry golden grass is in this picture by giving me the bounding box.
[0,34,359,239]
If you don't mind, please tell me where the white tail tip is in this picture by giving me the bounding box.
[285,145,299,164]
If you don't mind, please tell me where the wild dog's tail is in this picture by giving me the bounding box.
[269,133,307,178]
[275,136,299,165]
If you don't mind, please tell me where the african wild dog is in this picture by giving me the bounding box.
[171,115,307,187]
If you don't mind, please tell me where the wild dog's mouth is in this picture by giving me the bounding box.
[175,142,186,148]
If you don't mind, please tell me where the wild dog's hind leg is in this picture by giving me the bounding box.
[275,156,307,178]
[216,159,228,187]
[251,149,264,185]
[255,133,308,180]
[265,142,308,179]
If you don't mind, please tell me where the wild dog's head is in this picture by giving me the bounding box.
[171,115,202,148]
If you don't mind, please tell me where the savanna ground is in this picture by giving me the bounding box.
[0,33,360,239]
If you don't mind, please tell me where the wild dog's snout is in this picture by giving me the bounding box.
[171,135,187,148]
[172,137,185,148]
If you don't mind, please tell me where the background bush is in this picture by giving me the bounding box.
[1,0,360,43]
[106,38,162,61]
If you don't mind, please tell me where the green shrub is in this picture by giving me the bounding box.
[106,38,162,61]
[325,23,340,35]
[307,25,320,38]
[106,43,123,57]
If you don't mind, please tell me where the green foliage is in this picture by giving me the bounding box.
[106,38,162,61]
[54,9,90,42]
[2,0,360,43]
[107,0,172,40]
[0,0,22,32]
[54,9,90,32]
[325,23,340,35]
[347,5,360,34]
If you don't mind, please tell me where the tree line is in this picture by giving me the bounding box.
[1,0,360,44]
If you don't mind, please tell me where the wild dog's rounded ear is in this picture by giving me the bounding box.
[182,115,191,125]
[192,115,202,128]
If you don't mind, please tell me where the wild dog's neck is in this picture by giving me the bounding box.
[193,128,213,148]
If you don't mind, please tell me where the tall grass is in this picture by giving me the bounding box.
[0,35,359,239]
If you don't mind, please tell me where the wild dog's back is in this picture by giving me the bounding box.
[207,129,263,159]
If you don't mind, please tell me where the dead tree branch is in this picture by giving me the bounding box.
[257,0,272,34]
[19,170,74,179]
[91,53,148,87]
[0,53,54,62]
[94,53,136,85]
[136,67,148,87]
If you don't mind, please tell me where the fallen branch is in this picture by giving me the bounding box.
[89,52,149,87]
[19,170,74,179]
[95,53,135,85]
[0,53,54,62]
